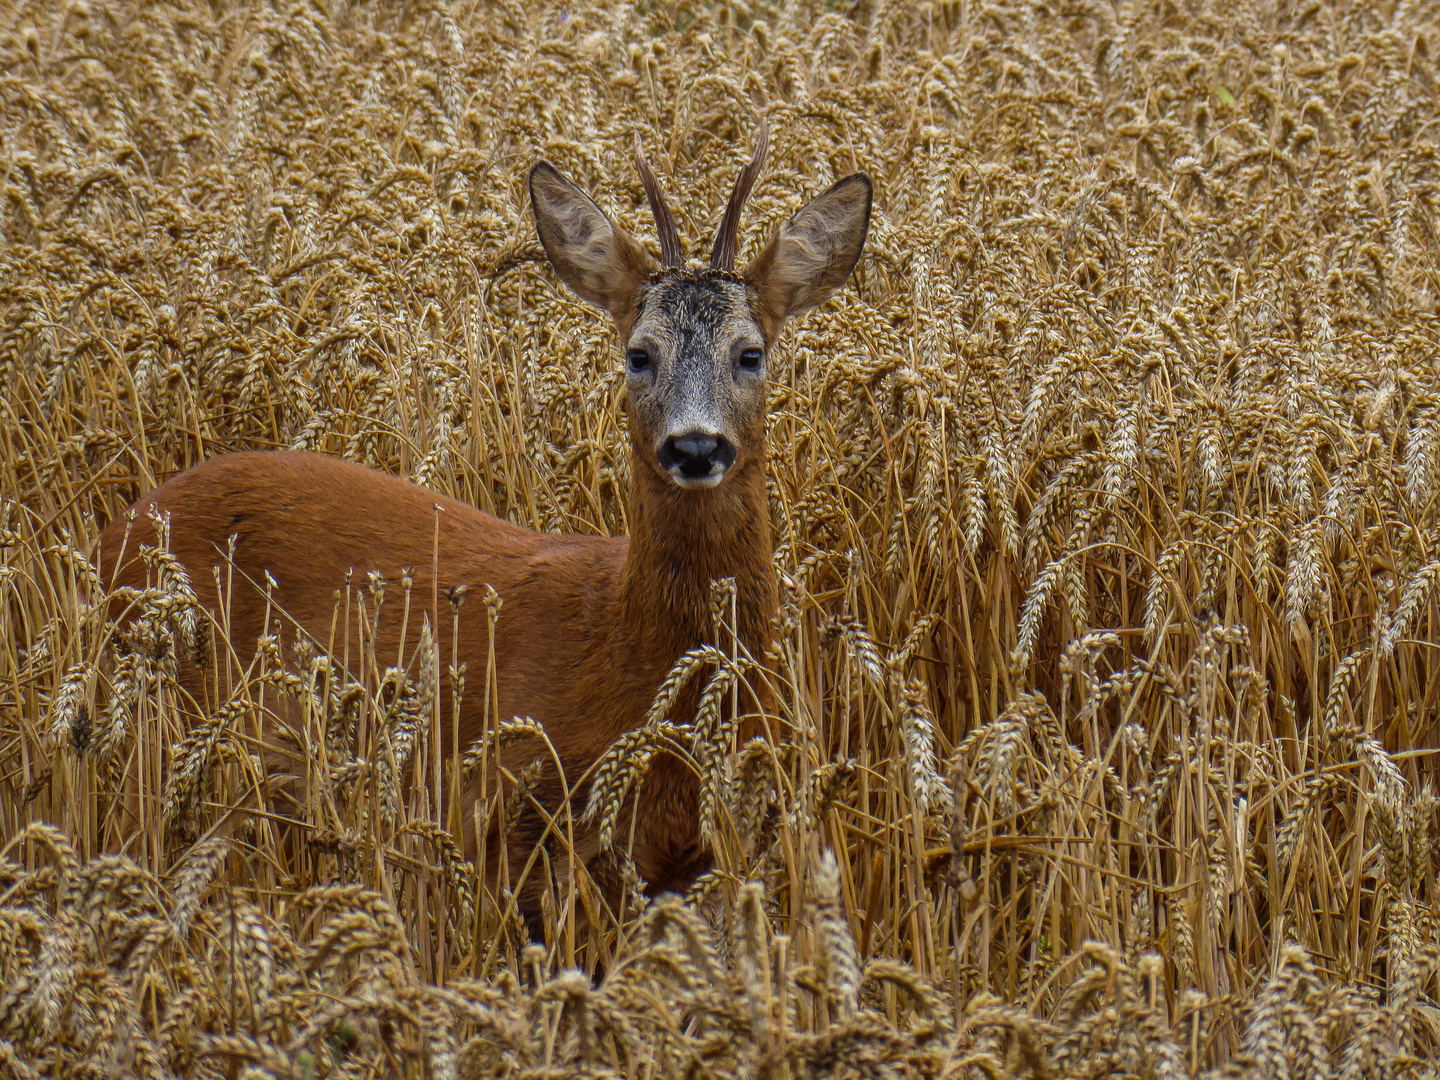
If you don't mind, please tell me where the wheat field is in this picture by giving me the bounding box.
[2,0,1439,1075]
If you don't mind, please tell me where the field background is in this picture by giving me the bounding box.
[3,0,1440,1075]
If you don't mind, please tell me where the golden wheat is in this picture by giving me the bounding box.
[3,0,1440,1075]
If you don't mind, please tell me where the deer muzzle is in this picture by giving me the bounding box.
[658,431,737,486]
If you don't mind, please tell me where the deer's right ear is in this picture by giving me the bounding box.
[530,162,656,322]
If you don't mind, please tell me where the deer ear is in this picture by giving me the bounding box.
[744,173,872,331]
[530,162,656,322]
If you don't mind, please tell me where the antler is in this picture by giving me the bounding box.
[634,133,684,268]
[710,118,769,273]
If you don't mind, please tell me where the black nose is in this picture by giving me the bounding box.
[659,432,737,479]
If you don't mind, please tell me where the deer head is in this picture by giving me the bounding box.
[530,124,872,489]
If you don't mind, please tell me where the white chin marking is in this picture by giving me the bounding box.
[671,470,726,489]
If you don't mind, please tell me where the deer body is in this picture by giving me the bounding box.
[98,445,771,898]
[97,126,871,924]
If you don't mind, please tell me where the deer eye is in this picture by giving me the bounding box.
[738,348,764,370]
[626,348,651,372]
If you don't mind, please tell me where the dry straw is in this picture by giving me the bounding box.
[3,0,1440,1074]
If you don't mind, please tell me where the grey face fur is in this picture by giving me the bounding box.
[624,271,767,488]
[529,152,872,491]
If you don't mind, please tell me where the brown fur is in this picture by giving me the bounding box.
[96,444,773,915]
[97,152,870,928]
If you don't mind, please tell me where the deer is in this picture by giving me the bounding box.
[96,123,872,929]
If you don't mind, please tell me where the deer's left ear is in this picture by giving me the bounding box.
[744,173,871,332]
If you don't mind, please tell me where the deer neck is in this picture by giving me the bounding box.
[618,452,776,666]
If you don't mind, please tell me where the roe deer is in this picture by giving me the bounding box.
[98,125,872,925]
